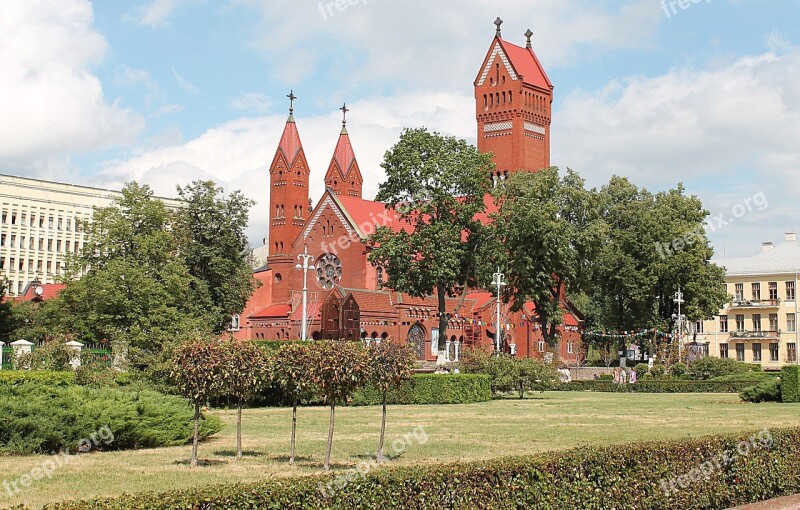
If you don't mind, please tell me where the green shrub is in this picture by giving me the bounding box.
[561,379,760,393]
[668,363,687,377]
[350,374,491,405]
[75,362,132,388]
[252,340,303,351]
[739,379,782,403]
[598,374,613,381]
[634,363,649,375]
[460,353,558,397]
[0,370,75,386]
[13,340,77,371]
[0,383,222,455]
[711,372,775,383]
[687,357,761,380]
[650,364,666,378]
[40,428,800,510]
[781,365,800,403]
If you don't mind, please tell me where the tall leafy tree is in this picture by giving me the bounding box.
[269,342,316,465]
[170,338,225,468]
[482,168,603,345]
[311,340,371,471]
[219,339,268,459]
[367,341,416,462]
[173,181,258,332]
[368,128,494,343]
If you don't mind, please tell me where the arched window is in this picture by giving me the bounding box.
[376,266,384,289]
[502,91,506,103]
[495,63,500,86]
[508,91,512,104]
[483,94,487,107]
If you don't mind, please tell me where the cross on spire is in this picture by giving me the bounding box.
[287,90,297,113]
[494,17,503,37]
[340,102,349,127]
[525,28,533,48]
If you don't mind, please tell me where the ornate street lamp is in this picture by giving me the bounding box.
[295,246,316,341]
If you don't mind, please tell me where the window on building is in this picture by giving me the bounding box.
[229,314,241,332]
[17,281,23,294]
[736,314,745,332]
[752,343,762,362]
[719,315,729,333]
[695,321,704,334]
[567,342,574,354]
[56,240,61,252]
[1,210,6,224]
[10,235,15,248]
[46,261,51,274]
[788,313,796,333]
[28,237,33,249]
[20,212,26,225]
[29,214,35,227]
[17,259,23,270]
[38,238,43,250]
[769,282,778,301]
[48,216,53,229]
[9,258,14,270]
[752,282,761,300]
[65,241,71,253]
[735,283,744,300]
[19,236,25,250]
[719,343,729,359]
[538,340,545,352]
[736,343,745,361]
[36,260,42,272]
[55,261,61,273]
[27,259,33,272]
[789,343,797,363]
[57,217,63,230]
[787,281,796,301]
[770,343,779,362]
[47,239,52,251]
[39,216,44,228]
[66,218,71,231]
[769,314,779,332]
[0,258,4,270]
[753,314,762,332]
[0,234,5,247]
[11,212,16,225]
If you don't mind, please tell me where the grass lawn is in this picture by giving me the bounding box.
[3,392,800,509]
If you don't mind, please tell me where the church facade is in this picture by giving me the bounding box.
[234,21,584,363]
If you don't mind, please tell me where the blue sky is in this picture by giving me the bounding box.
[1,0,799,256]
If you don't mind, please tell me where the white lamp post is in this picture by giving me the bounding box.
[492,268,506,353]
[673,286,686,363]
[295,246,316,341]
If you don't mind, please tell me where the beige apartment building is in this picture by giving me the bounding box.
[696,232,800,370]
[0,174,181,296]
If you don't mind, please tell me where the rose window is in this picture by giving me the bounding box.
[316,253,343,289]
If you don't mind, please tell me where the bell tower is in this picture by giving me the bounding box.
[324,103,363,198]
[267,91,310,303]
[475,18,554,184]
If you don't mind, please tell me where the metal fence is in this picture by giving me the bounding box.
[0,343,112,369]
[1,346,12,370]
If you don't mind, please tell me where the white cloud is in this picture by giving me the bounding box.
[125,0,201,28]
[0,0,144,169]
[230,93,273,113]
[231,0,662,92]
[170,67,202,96]
[552,46,800,257]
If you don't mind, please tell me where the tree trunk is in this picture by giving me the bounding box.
[290,398,297,464]
[324,403,336,471]
[236,399,243,460]
[191,402,200,468]
[377,389,387,463]
[437,283,448,347]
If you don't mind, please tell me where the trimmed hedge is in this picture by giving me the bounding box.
[0,382,222,455]
[781,365,800,403]
[39,427,800,510]
[561,379,763,393]
[350,374,491,405]
[0,370,75,386]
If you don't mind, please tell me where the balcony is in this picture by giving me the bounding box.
[730,330,781,340]
[730,298,781,309]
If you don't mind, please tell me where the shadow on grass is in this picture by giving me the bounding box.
[173,458,229,467]
[213,449,265,458]
[269,454,314,463]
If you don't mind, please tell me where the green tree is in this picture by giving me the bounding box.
[174,181,258,332]
[367,341,416,462]
[368,128,494,344]
[269,342,316,464]
[0,279,14,341]
[219,339,268,459]
[170,338,225,467]
[482,168,603,345]
[311,341,371,471]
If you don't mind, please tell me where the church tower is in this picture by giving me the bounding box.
[324,103,363,198]
[475,18,554,183]
[267,91,310,303]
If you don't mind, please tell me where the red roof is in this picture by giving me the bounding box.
[289,301,321,321]
[277,117,303,164]
[15,283,66,302]
[335,195,406,236]
[251,304,291,319]
[497,38,553,90]
[331,130,357,178]
[337,288,399,316]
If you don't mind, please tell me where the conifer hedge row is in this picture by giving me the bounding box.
[38,427,800,510]
[561,379,762,393]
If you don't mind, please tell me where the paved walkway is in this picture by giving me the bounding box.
[728,494,800,510]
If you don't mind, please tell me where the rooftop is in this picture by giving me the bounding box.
[715,234,800,276]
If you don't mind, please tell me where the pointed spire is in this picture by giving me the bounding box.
[494,17,503,37]
[525,28,533,49]
[286,90,297,122]
[340,102,349,134]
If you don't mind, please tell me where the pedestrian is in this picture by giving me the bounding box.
[630,369,638,384]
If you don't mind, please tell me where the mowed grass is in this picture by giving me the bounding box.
[4,392,800,509]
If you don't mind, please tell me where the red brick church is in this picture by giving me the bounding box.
[233,19,584,363]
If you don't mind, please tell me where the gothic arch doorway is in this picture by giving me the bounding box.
[407,323,426,359]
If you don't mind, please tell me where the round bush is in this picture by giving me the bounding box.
[0,382,222,455]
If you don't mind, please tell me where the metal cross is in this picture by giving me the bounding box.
[525,29,533,48]
[287,90,297,113]
[340,102,349,126]
[494,17,503,37]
